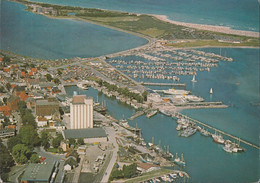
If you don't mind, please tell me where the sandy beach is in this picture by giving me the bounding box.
[153,15,259,38]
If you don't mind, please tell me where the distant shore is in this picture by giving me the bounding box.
[152,15,259,38]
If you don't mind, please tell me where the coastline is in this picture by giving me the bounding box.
[152,15,259,38]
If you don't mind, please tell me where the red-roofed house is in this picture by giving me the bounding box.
[8,125,16,129]
[11,84,16,89]
[4,68,10,72]
[0,106,11,116]
[19,91,29,101]
[21,72,26,77]
[31,68,37,73]
[0,57,3,62]
[29,71,34,76]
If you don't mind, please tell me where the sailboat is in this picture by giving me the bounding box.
[174,153,186,166]
[191,75,197,82]
[210,88,213,94]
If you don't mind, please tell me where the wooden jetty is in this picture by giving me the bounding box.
[140,82,186,87]
[173,112,260,150]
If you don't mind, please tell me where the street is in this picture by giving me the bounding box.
[101,126,119,183]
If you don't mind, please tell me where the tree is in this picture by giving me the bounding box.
[3,56,11,63]
[0,141,14,181]
[122,163,137,178]
[7,136,22,151]
[40,131,50,150]
[6,83,11,91]
[3,117,10,127]
[53,78,60,84]
[52,133,64,148]
[22,110,36,127]
[46,74,53,82]
[0,86,6,93]
[57,69,62,76]
[30,154,40,163]
[3,97,7,104]
[142,91,148,101]
[18,101,27,114]
[12,144,31,164]
[68,138,76,146]
[19,125,40,148]
[77,138,84,145]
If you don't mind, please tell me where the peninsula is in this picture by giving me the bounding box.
[14,0,259,48]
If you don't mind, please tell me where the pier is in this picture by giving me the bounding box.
[129,110,145,120]
[63,83,77,87]
[141,82,186,87]
[173,112,260,150]
[175,101,228,109]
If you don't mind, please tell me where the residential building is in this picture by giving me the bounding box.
[35,98,59,117]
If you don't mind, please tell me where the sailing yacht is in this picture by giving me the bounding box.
[191,75,197,82]
[210,88,213,94]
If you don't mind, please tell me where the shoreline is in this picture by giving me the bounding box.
[152,15,259,38]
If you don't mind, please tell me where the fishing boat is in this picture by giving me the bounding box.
[200,128,210,137]
[180,127,197,137]
[212,131,225,144]
[174,153,186,166]
[184,95,204,102]
[176,124,182,131]
[223,145,233,153]
[146,110,158,118]
[210,88,213,94]
[163,88,190,95]
[191,75,197,82]
[77,83,88,90]
[179,172,184,178]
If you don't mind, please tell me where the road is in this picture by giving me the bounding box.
[8,165,28,183]
[13,112,22,133]
[72,155,85,183]
[101,126,119,183]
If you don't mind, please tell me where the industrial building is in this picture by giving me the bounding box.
[70,95,93,129]
[21,163,55,183]
[62,128,107,143]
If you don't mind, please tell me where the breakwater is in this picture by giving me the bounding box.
[173,112,260,150]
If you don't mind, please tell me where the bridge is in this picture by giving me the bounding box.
[173,112,260,150]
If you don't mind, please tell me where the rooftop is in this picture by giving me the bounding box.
[72,95,86,104]
[36,100,59,106]
[63,128,107,139]
[21,163,55,182]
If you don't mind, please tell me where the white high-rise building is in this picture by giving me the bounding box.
[70,95,93,129]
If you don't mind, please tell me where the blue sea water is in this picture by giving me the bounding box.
[65,48,259,183]
[28,0,259,32]
[0,1,148,59]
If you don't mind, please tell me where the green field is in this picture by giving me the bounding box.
[15,0,260,47]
